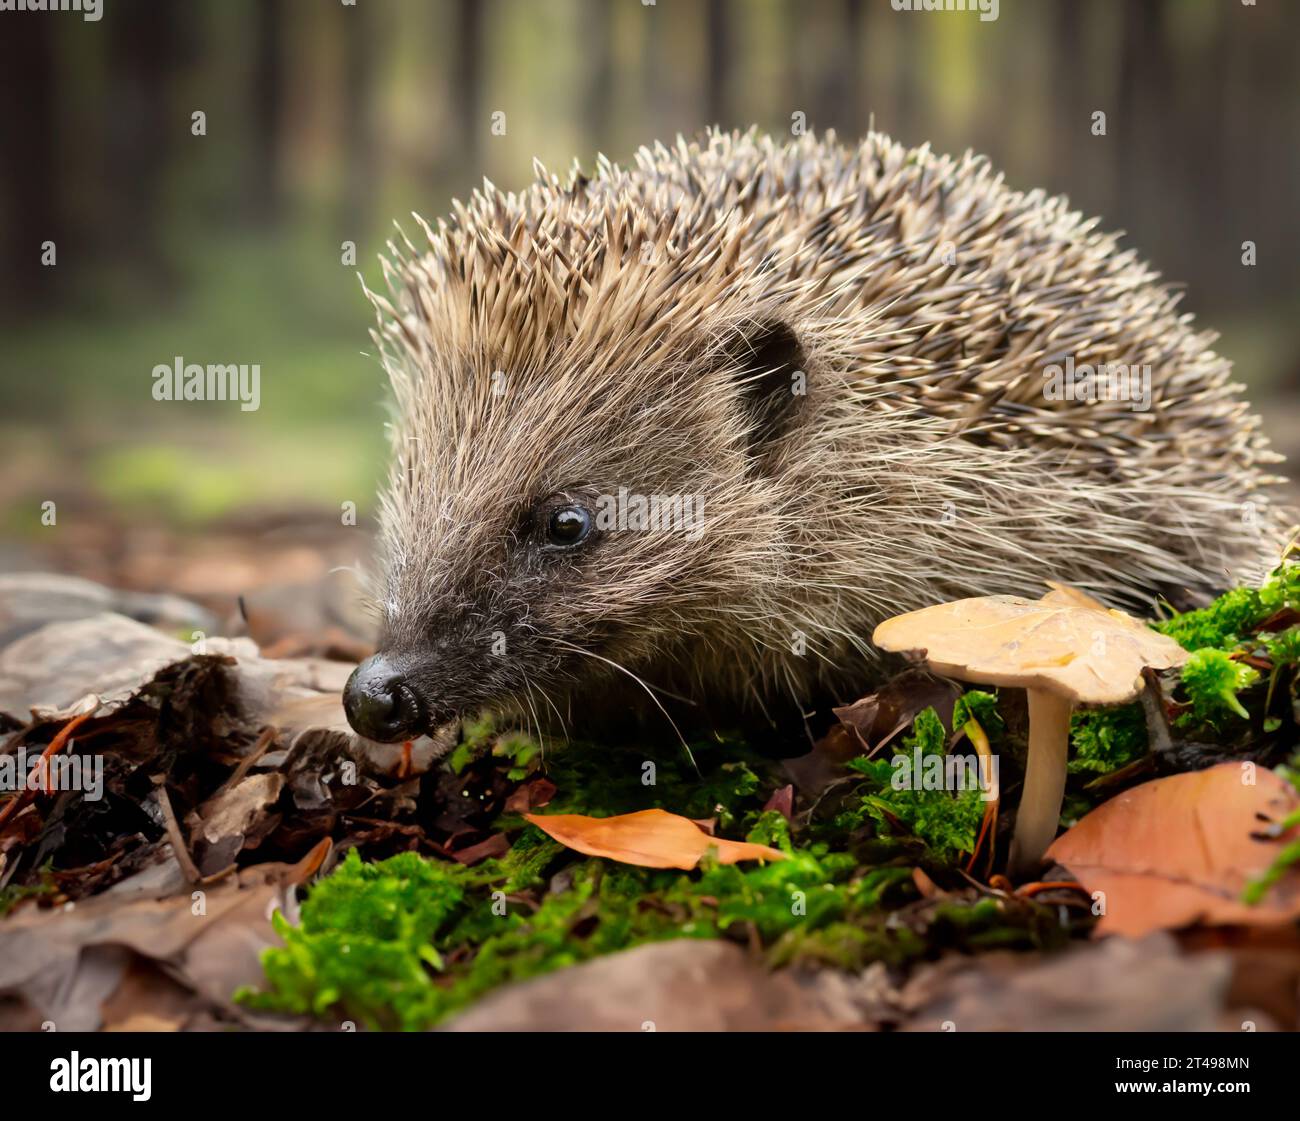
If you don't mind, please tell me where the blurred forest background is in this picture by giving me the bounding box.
[0,0,1297,592]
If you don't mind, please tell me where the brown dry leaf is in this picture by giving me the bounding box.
[451,833,511,866]
[895,933,1237,1032]
[190,772,285,872]
[442,939,861,1032]
[1046,763,1300,938]
[762,784,794,821]
[781,670,961,803]
[523,808,785,870]
[0,839,330,1030]
[503,776,557,814]
[832,668,964,750]
[872,583,1188,705]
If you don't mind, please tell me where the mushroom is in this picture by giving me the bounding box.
[872,583,1189,879]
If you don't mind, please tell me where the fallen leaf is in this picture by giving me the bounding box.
[443,930,1246,1033]
[192,773,284,853]
[762,784,794,820]
[441,939,859,1031]
[0,572,216,652]
[451,833,511,865]
[0,613,190,719]
[780,724,863,806]
[503,776,557,814]
[0,840,328,1031]
[105,1012,188,1033]
[832,669,963,750]
[1046,763,1300,937]
[896,933,1237,1032]
[523,808,785,870]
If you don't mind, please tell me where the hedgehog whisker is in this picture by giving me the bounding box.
[519,676,546,757]
[531,678,570,751]
[548,637,696,771]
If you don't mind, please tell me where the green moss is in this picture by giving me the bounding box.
[238,832,909,1029]
[236,688,1104,1029]
[769,920,916,971]
[237,730,875,1029]
[845,707,987,864]
[848,866,917,910]
[1263,626,1300,668]
[494,830,564,893]
[1243,831,1300,906]
[953,690,1003,741]
[493,732,541,781]
[1155,586,1262,652]
[0,868,55,917]
[1068,704,1147,775]
[235,713,963,1031]
[929,897,1063,951]
[1150,559,1299,740]
[1179,649,1260,723]
[745,809,795,853]
[448,712,498,774]
[236,849,466,1030]
[238,822,1071,1030]
[534,732,763,832]
[1154,561,1299,653]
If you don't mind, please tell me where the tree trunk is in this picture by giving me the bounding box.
[0,18,58,313]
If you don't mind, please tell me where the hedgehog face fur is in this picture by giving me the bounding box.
[343,128,1287,744]
[350,285,807,739]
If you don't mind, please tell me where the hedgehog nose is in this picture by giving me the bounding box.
[343,655,422,742]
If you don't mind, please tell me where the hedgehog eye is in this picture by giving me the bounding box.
[545,505,592,547]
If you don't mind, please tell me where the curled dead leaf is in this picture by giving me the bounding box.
[523,808,785,870]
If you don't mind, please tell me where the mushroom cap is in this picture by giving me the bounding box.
[871,582,1190,705]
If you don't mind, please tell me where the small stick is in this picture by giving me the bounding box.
[0,712,94,829]
[1016,880,1088,898]
[214,725,278,797]
[1139,668,1174,758]
[155,781,204,885]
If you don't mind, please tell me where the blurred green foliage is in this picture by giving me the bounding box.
[1,0,1296,528]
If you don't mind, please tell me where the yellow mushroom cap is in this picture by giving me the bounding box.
[871,583,1190,706]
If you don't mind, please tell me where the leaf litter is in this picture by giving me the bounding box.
[0,558,1297,1031]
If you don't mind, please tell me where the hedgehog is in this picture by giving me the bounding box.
[342,127,1288,746]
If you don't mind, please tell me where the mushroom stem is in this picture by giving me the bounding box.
[1008,689,1072,879]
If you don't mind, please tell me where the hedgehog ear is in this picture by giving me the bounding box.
[724,320,808,462]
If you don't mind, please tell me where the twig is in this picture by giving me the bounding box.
[0,711,94,829]
[1016,880,1088,899]
[1139,668,1174,758]
[154,781,204,885]
[214,725,279,797]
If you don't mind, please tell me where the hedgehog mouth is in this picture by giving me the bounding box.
[399,685,463,738]
[393,682,427,726]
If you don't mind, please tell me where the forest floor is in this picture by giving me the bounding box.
[1,512,1299,1032]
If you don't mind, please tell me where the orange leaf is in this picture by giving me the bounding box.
[523,808,786,870]
[1046,763,1300,938]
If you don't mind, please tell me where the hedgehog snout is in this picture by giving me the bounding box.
[343,652,430,743]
